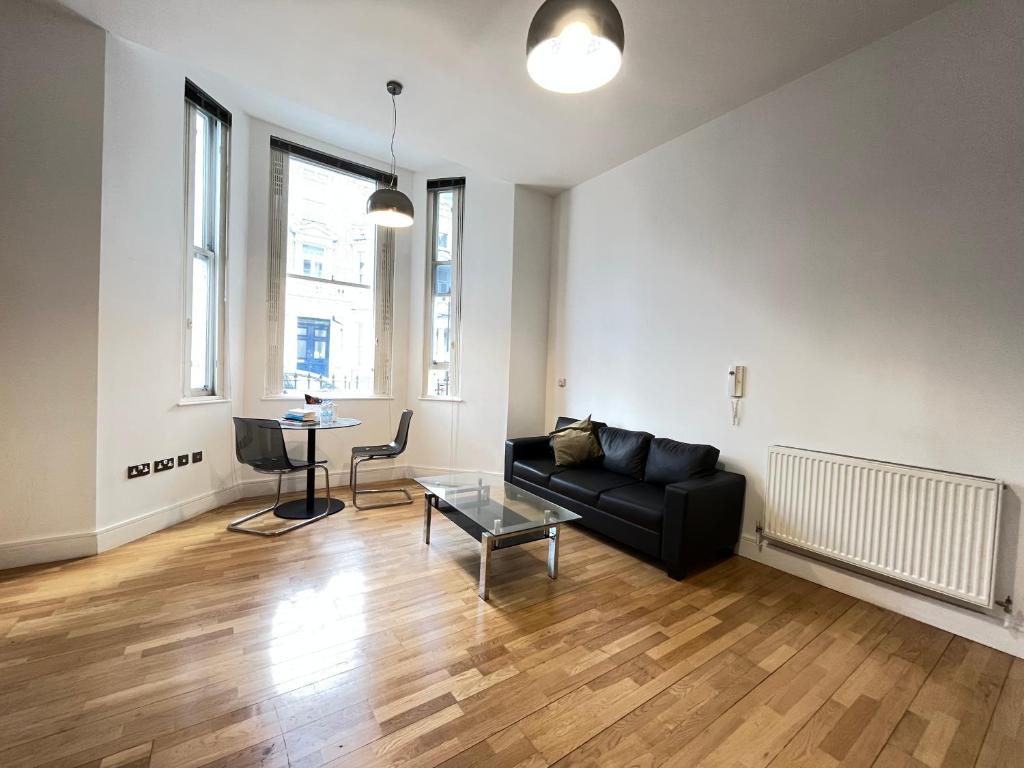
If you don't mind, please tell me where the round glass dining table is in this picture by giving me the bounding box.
[276,417,362,519]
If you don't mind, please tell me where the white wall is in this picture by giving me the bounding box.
[94,37,251,548]
[0,0,105,565]
[507,186,554,438]
[404,166,517,475]
[241,119,413,492]
[547,0,1023,656]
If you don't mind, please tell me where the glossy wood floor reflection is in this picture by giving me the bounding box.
[0,481,1019,768]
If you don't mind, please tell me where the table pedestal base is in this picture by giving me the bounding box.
[274,498,345,520]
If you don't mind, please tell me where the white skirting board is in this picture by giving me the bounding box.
[0,461,416,570]
[0,530,99,572]
[95,485,243,553]
[738,534,1024,659]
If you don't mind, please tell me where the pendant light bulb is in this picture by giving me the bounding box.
[367,80,414,228]
[527,0,624,94]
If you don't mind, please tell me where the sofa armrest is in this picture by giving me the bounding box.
[504,436,554,481]
[661,471,746,575]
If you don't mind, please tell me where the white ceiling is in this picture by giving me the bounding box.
[56,0,955,189]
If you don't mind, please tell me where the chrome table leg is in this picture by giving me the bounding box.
[479,532,494,600]
[547,525,559,579]
[423,493,432,545]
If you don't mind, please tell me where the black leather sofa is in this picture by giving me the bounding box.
[504,417,746,579]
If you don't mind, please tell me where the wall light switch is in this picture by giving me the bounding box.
[192,451,203,463]
[177,454,189,467]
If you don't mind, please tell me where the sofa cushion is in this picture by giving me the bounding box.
[512,458,564,487]
[549,416,603,467]
[598,483,665,532]
[548,467,635,506]
[598,427,654,480]
[556,415,606,432]
[644,438,720,485]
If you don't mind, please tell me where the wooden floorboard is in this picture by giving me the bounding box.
[0,481,1015,768]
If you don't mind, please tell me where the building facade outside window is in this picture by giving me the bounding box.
[266,138,396,397]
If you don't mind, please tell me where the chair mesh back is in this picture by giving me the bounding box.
[233,418,293,472]
[391,410,413,454]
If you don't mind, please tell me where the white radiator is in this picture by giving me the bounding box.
[762,446,1003,609]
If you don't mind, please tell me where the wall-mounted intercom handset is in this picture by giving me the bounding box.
[728,365,745,398]
[729,365,745,426]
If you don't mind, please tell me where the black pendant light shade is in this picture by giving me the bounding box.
[367,80,414,228]
[527,0,624,93]
[366,186,414,228]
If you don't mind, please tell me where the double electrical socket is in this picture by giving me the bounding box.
[127,450,202,479]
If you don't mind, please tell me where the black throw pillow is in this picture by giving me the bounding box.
[644,437,720,485]
[598,427,654,480]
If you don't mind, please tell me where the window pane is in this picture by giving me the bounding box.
[435,191,453,262]
[192,111,208,249]
[428,368,450,397]
[282,156,377,394]
[301,243,324,277]
[431,295,451,365]
[190,254,210,390]
[434,263,451,296]
[423,184,462,398]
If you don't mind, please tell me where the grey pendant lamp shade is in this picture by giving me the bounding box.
[366,80,414,228]
[527,0,624,93]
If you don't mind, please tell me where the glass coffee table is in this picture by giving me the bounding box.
[416,473,582,600]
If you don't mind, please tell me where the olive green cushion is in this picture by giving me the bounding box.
[549,416,603,467]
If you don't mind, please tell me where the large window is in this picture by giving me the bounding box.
[423,178,465,398]
[183,80,230,397]
[266,138,396,397]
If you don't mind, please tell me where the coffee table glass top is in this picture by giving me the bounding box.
[416,473,581,536]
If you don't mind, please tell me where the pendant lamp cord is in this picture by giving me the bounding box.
[390,91,398,188]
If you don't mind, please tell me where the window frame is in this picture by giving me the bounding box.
[182,83,230,399]
[422,179,465,399]
[264,137,397,399]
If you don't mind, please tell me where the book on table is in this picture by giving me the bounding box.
[284,407,318,423]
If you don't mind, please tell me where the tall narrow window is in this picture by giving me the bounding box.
[266,138,397,397]
[423,178,465,398]
[183,80,230,397]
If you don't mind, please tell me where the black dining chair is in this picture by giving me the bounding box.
[350,409,414,510]
[228,417,333,536]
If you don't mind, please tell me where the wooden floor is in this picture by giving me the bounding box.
[0,481,1020,768]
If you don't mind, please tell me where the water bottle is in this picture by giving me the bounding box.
[319,400,335,425]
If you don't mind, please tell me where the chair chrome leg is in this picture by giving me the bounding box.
[227,468,336,537]
[322,463,332,512]
[351,456,414,510]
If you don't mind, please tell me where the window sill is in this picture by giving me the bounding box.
[178,396,232,407]
[419,396,464,403]
[262,394,394,402]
